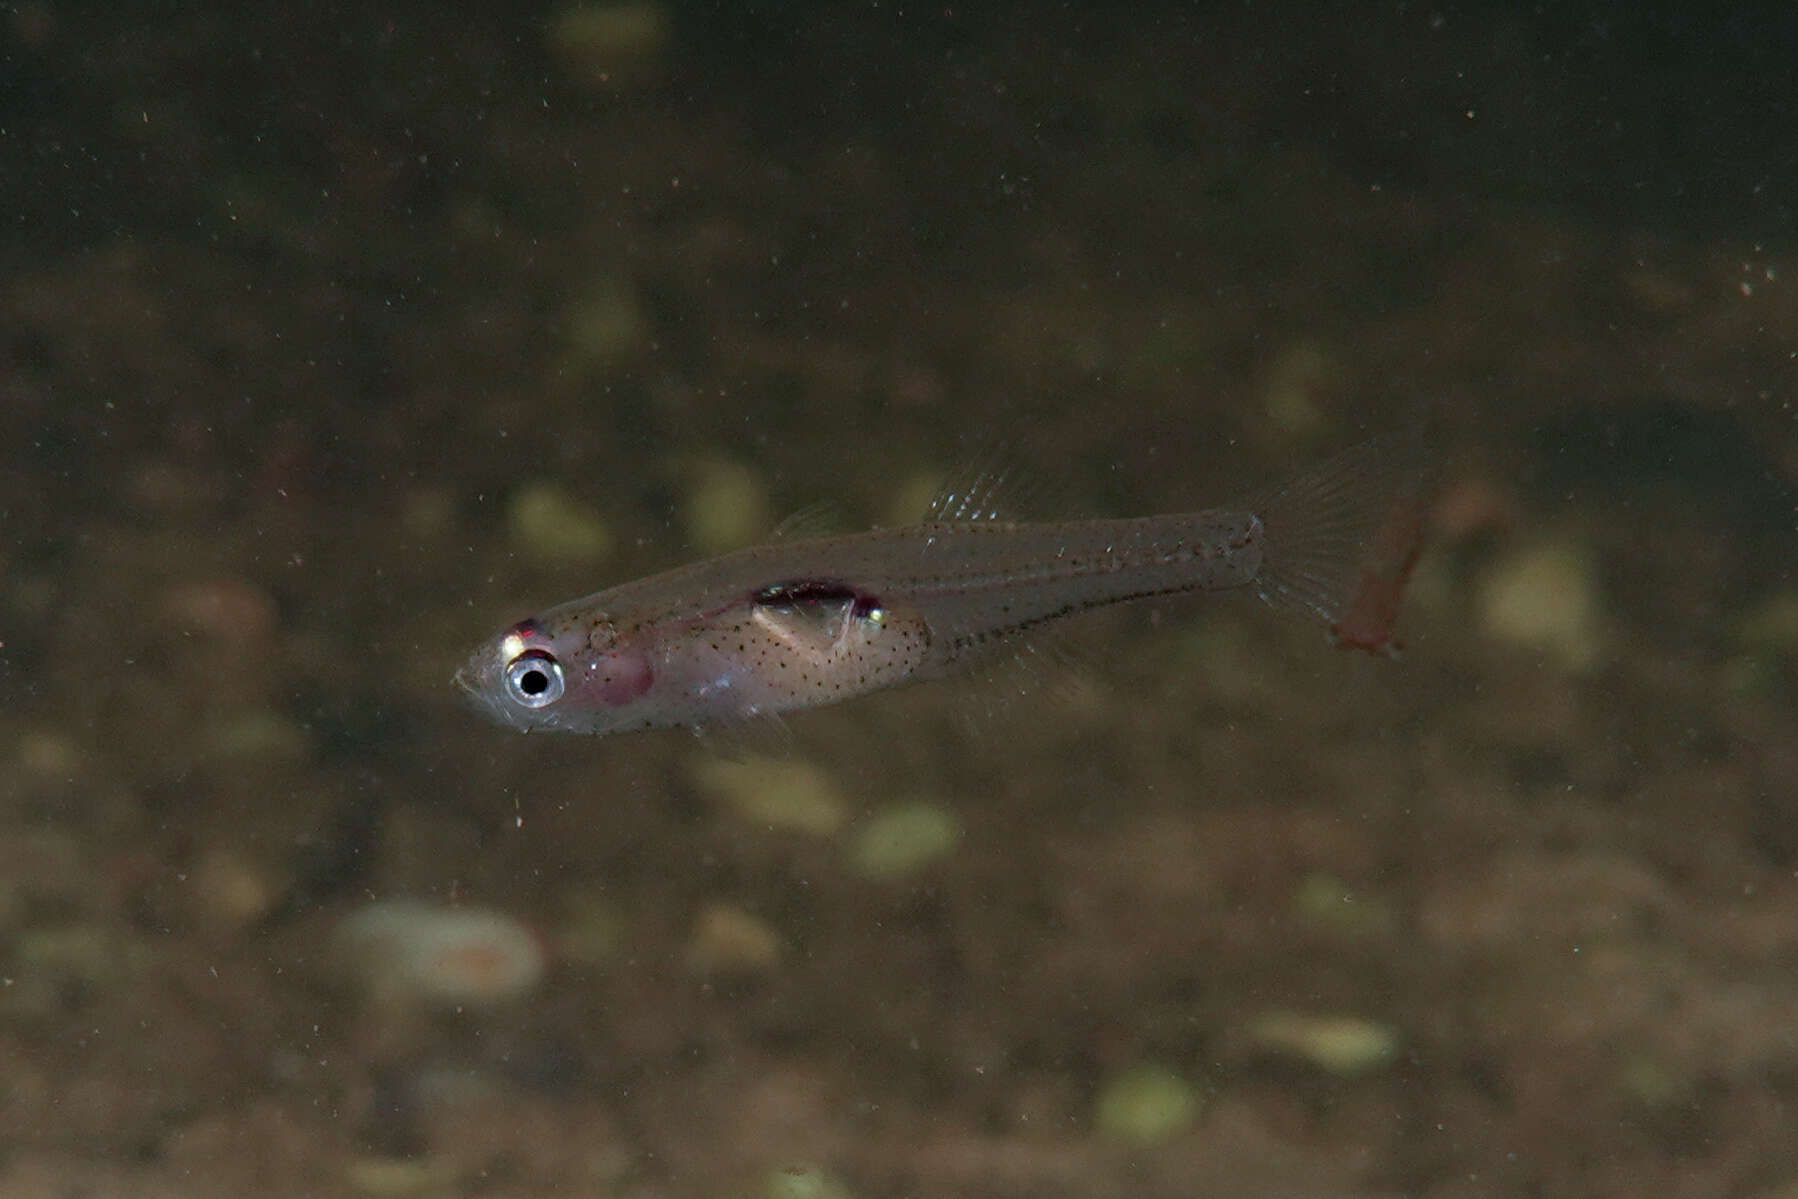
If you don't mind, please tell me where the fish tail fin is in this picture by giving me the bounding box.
[1246,434,1437,655]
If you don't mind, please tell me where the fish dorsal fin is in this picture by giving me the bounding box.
[769,500,845,541]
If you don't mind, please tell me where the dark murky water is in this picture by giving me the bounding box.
[3,4,1795,1196]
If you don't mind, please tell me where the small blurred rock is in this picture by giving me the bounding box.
[508,481,613,565]
[849,799,962,881]
[1246,1011,1401,1077]
[344,1155,465,1195]
[1477,538,1603,670]
[1261,339,1340,437]
[689,755,849,837]
[764,1165,858,1199]
[189,848,278,931]
[158,577,279,644]
[1735,589,1798,657]
[686,903,782,974]
[556,888,627,966]
[1094,1062,1202,1144]
[335,900,547,1008]
[560,275,649,373]
[204,709,311,763]
[547,3,669,91]
[680,457,773,555]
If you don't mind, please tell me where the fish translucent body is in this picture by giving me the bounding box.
[457,440,1429,735]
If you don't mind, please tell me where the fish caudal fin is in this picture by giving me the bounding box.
[1247,435,1436,655]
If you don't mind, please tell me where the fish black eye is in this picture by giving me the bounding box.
[504,650,565,708]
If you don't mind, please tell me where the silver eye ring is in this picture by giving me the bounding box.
[504,650,565,708]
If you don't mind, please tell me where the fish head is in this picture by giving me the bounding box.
[456,611,659,734]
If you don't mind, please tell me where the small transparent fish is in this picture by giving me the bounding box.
[457,439,1432,735]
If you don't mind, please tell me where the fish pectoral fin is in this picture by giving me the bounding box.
[749,599,862,665]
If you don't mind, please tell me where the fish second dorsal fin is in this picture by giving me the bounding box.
[924,445,1048,524]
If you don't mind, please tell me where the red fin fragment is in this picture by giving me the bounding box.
[1329,482,1429,655]
[1247,435,1435,655]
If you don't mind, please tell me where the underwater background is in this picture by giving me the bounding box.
[1,3,1795,1195]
